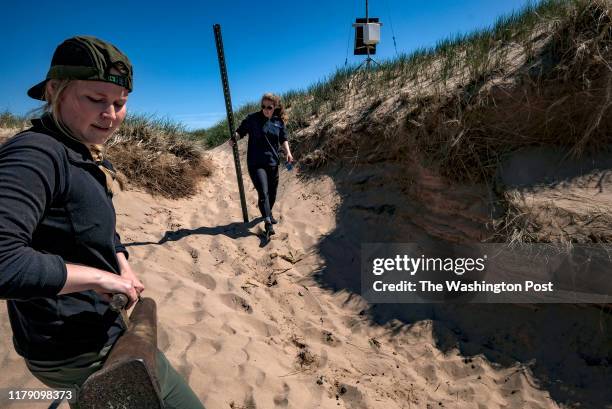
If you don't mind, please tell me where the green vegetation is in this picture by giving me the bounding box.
[197,102,259,148]
[0,111,28,129]
[203,0,580,149]
[118,114,189,141]
[2,0,608,213]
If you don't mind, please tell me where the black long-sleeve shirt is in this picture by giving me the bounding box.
[236,111,287,168]
[0,114,126,360]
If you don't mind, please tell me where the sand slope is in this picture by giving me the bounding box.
[0,144,591,409]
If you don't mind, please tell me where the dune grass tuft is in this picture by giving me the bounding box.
[0,111,28,130]
[107,114,213,198]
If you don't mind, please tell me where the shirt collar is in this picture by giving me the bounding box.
[30,114,94,160]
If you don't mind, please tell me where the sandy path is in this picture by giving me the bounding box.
[0,144,561,409]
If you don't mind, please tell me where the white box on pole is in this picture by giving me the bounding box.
[363,23,380,45]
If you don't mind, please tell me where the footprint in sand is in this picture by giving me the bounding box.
[230,394,256,409]
[234,314,280,337]
[192,271,217,290]
[192,300,206,323]
[207,338,222,354]
[176,331,197,381]
[222,322,237,334]
[220,293,253,314]
[272,382,290,407]
[162,282,182,303]
[237,362,267,388]
[255,367,266,387]
[337,383,367,409]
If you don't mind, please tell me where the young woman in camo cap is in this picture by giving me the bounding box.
[0,36,205,408]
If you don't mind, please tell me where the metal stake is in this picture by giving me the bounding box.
[213,24,249,223]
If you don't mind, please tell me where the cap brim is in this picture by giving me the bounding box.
[27,80,48,100]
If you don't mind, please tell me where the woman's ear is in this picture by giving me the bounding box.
[45,80,58,100]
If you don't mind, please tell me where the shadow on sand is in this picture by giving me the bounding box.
[125,217,267,247]
[312,162,612,409]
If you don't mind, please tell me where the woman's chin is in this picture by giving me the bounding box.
[85,128,113,144]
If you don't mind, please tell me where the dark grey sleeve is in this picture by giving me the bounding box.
[114,231,129,260]
[235,115,250,138]
[279,123,288,144]
[0,135,69,300]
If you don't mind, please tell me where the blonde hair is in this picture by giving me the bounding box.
[42,80,72,136]
[261,92,287,123]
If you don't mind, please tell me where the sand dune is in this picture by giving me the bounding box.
[0,144,607,408]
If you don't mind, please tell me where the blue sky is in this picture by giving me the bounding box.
[1,0,532,130]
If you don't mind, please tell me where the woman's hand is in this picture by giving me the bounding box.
[117,253,144,307]
[228,132,240,147]
[282,141,294,164]
[92,272,139,309]
[116,252,144,294]
[62,264,140,308]
[120,266,145,295]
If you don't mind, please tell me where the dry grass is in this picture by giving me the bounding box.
[0,112,29,145]
[0,111,28,130]
[276,0,612,243]
[289,0,612,177]
[1,112,212,198]
[408,0,612,184]
[108,114,213,198]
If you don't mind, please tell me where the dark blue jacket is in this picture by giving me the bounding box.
[236,111,287,168]
[0,114,125,360]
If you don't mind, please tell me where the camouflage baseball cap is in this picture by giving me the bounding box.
[28,36,133,100]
